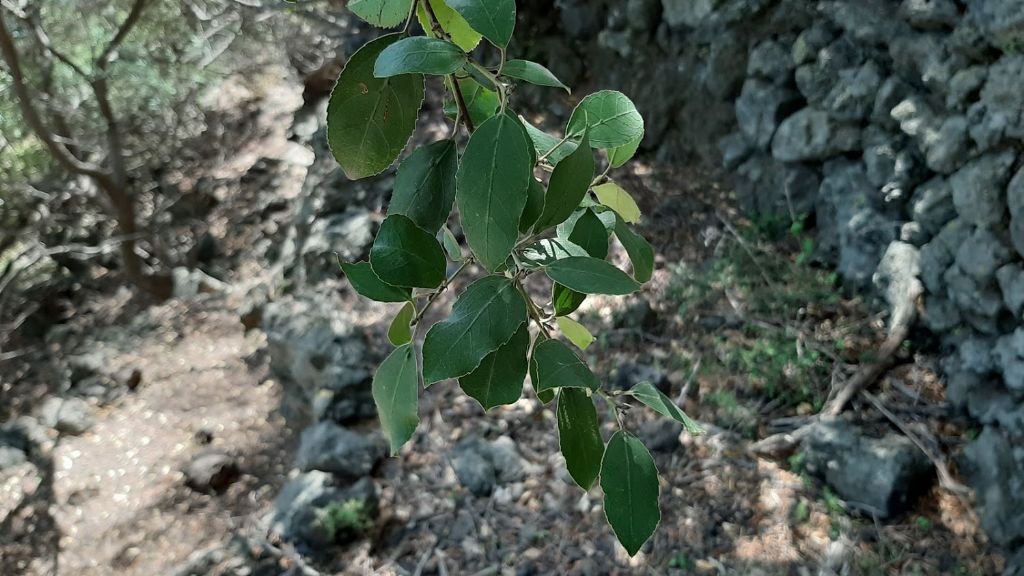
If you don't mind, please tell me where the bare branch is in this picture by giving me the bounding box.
[0,9,114,187]
[97,0,150,70]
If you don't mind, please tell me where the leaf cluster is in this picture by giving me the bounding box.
[329,0,699,556]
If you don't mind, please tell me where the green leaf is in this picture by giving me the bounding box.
[389,140,458,234]
[519,178,545,234]
[608,132,643,168]
[546,257,640,295]
[557,388,604,490]
[443,77,500,127]
[520,238,589,268]
[565,208,610,259]
[370,214,447,288]
[537,388,555,404]
[456,112,532,271]
[593,182,641,224]
[388,301,416,346]
[556,317,594,350]
[601,431,660,557]
[534,130,594,231]
[327,35,424,179]
[629,382,704,435]
[552,283,587,316]
[509,113,538,167]
[502,59,569,92]
[446,0,516,48]
[530,339,601,393]
[348,0,413,28]
[416,0,482,51]
[614,216,655,283]
[567,90,644,149]
[372,344,420,456]
[341,261,412,303]
[520,117,578,165]
[459,323,530,410]
[374,37,466,77]
[442,226,463,261]
[422,276,528,384]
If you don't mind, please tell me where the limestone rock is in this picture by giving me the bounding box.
[771,108,860,162]
[804,420,932,518]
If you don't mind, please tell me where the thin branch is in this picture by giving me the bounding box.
[0,9,113,186]
[411,258,474,326]
[97,0,150,70]
[862,391,971,496]
[421,0,475,133]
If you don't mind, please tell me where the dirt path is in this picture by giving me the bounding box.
[42,299,292,575]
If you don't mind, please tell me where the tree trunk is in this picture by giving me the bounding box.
[105,182,173,300]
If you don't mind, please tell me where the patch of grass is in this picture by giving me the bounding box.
[317,499,374,542]
[668,551,691,571]
[792,499,810,524]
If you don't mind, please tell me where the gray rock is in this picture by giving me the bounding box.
[963,377,1024,435]
[946,66,988,110]
[944,264,1006,330]
[267,472,378,547]
[910,177,957,239]
[890,97,967,174]
[795,36,866,106]
[736,154,819,219]
[970,55,1024,150]
[735,78,801,150]
[959,336,999,374]
[1013,215,1024,262]
[900,222,927,246]
[871,77,912,129]
[38,397,94,436]
[873,242,923,323]
[452,448,494,497]
[899,0,959,29]
[889,32,967,95]
[949,150,1016,227]
[639,418,682,452]
[0,445,27,470]
[300,210,376,285]
[966,0,1024,51]
[922,295,961,332]
[661,0,714,28]
[184,452,240,493]
[719,132,753,169]
[1010,166,1024,258]
[955,227,1014,283]
[995,329,1024,393]
[452,436,528,496]
[963,426,1024,546]
[747,40,793,79]
[997,264,1024,319]
[1007,548,1024,576]
[262,293,372,429]
[816,161,897,286]
[613,362,671,393]
[819,0,909,44]
[862,137,924,204]
[295,422,386,480]
[823,61,883,121]
[791,23,836,66]
[627,0,662,31]
[771,108,860,162]
[927,116,969,174]
[804,419,932,518]
[919,218,969,293]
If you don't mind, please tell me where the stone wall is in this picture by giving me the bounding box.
[521,0,1024,562]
